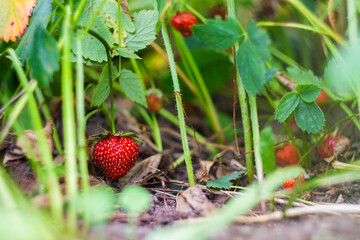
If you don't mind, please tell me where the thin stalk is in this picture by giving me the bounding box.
[106,49,115,134]
[181,1,207,23]
[8,49,63,225]
[270,47,299,66]
[227,0,253,183]
[61,6,78,234]
[347,0,357,46]
[258,21,328,35]
[161,22,195,186]
[35,88,63,155]
[171,29,226,144]
[76,30,90,235]
[73,0,88,23]
[249,96,264,184]
[0,81,37,145]
[339,102,360,131]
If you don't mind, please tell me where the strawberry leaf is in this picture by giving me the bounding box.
[91,64,119,107]
[192,17,242,51]
[275,92,300,122]
[28,26,59,88]
[15,0,52,63]
[125,10,158,52]
[294,99,324,133]
[247,21,271,61]
[0,0,36,42]
[236,40,266,96]
[206,171,247,189]
[260,127,276,175]
[119,69,147,107]
[286,66,321,87]
[296,84,320,103]
[114,47,141,59]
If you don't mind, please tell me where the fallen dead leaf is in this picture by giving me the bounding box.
[195,160,214,183]
[118,153,163,186]
[16,119,54,162]
[176,185,216,215]
[7,160,38,194]
[89,175,107,187]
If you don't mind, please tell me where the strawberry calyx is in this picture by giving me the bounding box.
[89,131,142,142]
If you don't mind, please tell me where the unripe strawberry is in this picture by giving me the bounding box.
[317,135,350,159]
[283,175,305,189]
[146,89,164,112]
[93,136,139,179]
[171,12,197,37]
[276,143,299,167]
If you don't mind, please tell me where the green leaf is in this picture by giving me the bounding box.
[294,99,324,133]
[119,69,147,106]
[72,0,129,63]
[296,84,320,103]
[260,127,276,175]
[192,17,242,51]
[118,185,152,214]
[76,187,116,224]
[206,171,247,190]
[28,26,59,88]
[91,64,119,107]
[286,66,321,87]
[247,21,271,61]
[275,92,300,122]
[324,47,360,101]
[236,40,266,96]
[15,0,53,63]
[125,10,158,52]
[265,67,277,85]
[114,47,141,59]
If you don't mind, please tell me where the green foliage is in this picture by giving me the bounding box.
[76,187,116,224]
[206,171,247,189]
[125,10,158,52]
[114,47,141,59]
[296,84,321,103]
[275,92,300,122]
[286,66,321,87]
[119,69,147,107]
[236,41,266,96]
[192,17,242,51]
[91,64,119,107]
[265,67,277,85]
[260,127,276,175]
[118,185,152,214]
[324,46,360,101]
[28,27,59,89]
[236,21,272,96]
[15,0,53,63]
[295,99,324,134]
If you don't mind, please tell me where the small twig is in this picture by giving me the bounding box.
[275,72,297,92]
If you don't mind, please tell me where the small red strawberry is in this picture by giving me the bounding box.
[283,175,306,189]
[317,135,350,159]
[276,143,299,167]
[315,90,331,104]
[171,12,197,37]
[93,135,139,179]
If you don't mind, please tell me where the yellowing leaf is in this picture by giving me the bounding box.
[0,0,36,42]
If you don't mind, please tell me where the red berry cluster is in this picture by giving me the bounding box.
[93,136,139,179]
[171,12,197,37]
[283,175,306,189]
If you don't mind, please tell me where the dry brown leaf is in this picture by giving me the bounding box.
[7,160,38,194]
[195,160,214,183]
[118,153,162,186]
[16,119,54,162]
[176,185,216,215]
[89,175,107,187]
[3,142,23,166]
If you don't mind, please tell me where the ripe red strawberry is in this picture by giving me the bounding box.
[276,143,299,167]
[93,136,139,179]
[283,175,305,189]
[317,135,350,159]
[315,90,331,104]
[171,12,197,37]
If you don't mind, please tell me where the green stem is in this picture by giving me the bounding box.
[339,102,360,131]
[227,0,253,183]
[106,49,115,134]
[249,96,264,183]
[171,29,226,144]
[8,49,63,225]
[347,0,357,46]
[35,88,63,155]
[61,6,78,234]
[75,30,90,235]
[161,22,195,186]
